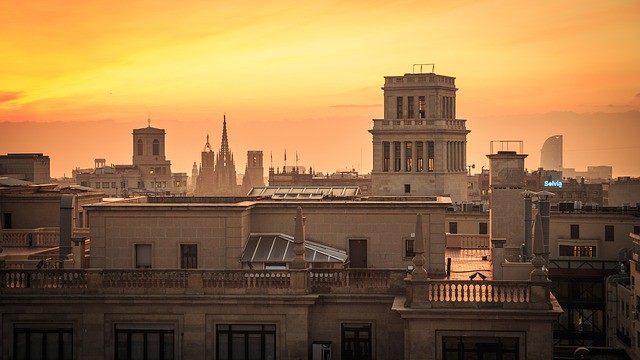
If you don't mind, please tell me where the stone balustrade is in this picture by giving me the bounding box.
[427,280,529,305]
[445,233,490,249]
[407,278,551,310]
[309,269,406,294]
[0,269,552,310]
[1,228,90,247]
[372,118,466,131]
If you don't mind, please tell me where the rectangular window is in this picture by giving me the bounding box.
[342,323,372,360]
[605,225,614,242]
[383,142,390,172]
[115,327,174,360]
[405,239,415,258]
[13,325,73,360]
[570,224,580,239]
[427,141,435,172]
[180,244,198,269]
[442,336,519,360]
[2,213,12,229]
[559,245,596,257]
[137,181,144,189]
[394,142,401,172]
[112,182,117,188]
[404,184,411,194]
[135,244,152,269]
[407,96,414,119]
[95,182,101,189]
[479,222,488,235]
[418,96,425,119]
[416,142,424,172]
[634,225,640,235]
[216,324,276,360]
[449,222,458,234]
[396,97,403,119]
[405,142,412,171]
[102,182,110,188]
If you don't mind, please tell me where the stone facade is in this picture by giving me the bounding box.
[370,72,469,203]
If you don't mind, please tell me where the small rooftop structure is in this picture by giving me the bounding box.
[241,233,348,265]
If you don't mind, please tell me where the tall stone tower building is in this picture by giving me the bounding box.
[195,134,216,195]
[241,151,264,195]
[213,116,237,194]
[370,71,469,202]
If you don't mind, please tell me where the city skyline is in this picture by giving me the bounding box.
[1,0,639,177]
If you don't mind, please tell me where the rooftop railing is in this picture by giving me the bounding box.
[1,228,90,247]
[0,268,552,310]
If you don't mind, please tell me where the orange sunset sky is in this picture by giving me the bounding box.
[1,0,639,178]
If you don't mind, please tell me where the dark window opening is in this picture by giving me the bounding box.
[404,184,411,194]
[479,222,488,235]
[396,97,403,119]
[407,96,414,119]
[3,212,12,229]
[418,96,425,119]
[152,139,160,156]
[115,327,174,360]
[442,336,519,360]
[216,324,276,360]
[405,239,415,258]
[137,139,143,156]
[405,142,412,171]
[570,224,580,239]
[13,326,73,360]
[449,222,458,234]
[416,142,424,172]
[427,141,435,172]
[383,142,390,172]
[180,244,198,269]
[342,323,372,360]
[394,142,401,172]
[605,225,614,242]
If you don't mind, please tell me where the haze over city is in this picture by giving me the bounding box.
[1,0,639,177]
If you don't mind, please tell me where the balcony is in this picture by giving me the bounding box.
[1,228,90,247]
[0,268,554,311]
[371,118,466,131]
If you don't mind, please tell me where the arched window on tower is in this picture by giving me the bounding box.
[153,139,159,156]
[137,139,143,156]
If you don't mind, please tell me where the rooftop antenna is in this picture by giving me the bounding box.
[413,63,435,74]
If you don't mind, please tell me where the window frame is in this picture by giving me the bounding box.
[216,324,276,360]
[605,225,614,242]
[135,244,153,269]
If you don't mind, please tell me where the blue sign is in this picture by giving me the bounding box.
[544,180,563,188]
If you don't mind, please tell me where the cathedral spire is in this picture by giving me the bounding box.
[221,114,229,154]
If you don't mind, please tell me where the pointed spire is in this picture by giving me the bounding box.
[291,206,307,269]
[147,112,151,127]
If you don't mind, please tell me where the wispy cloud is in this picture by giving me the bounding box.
[0,91,22,103]
[330,104,381,108]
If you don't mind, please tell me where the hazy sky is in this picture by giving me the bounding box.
[1,0,639,177]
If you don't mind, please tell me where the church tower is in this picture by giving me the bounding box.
[195,134,216,195]
[213,115,237,195]
[241,151,264,195]
[370,68,469,202]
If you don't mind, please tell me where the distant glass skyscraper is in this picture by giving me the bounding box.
[540,135,563,171]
